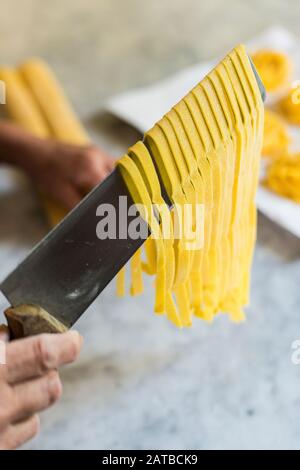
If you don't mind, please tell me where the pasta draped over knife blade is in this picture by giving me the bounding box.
[0,47,264,327]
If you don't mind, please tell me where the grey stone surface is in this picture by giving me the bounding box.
[0,0,300,450]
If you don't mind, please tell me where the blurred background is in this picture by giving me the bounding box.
[0,0,300,450]
[3,0,300,117]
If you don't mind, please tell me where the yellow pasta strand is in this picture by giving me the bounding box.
[128,141,181,327]
[0,67,49,137]
[130,249,144,296]
[117,155,167,314]
[262,109,289,158]
[116,266,126,297]
[19,59,89,145]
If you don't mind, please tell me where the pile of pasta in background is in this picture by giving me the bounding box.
[252,49,300,203]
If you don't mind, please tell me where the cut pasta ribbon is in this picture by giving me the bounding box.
[117,155,167,316]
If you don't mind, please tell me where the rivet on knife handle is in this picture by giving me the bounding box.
[4,304,68,339]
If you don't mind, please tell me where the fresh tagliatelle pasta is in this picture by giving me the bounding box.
[117,44,264,327]
[278,86,300,125]
[252,49,300,204]
[262,109,290,158]
[251,49,292,92]
[19,59,90,145]
[264,152,300,203]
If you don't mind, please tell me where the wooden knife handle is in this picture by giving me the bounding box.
[4,304,68,339]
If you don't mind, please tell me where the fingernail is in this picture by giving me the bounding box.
[69,330,84,346]
[0,325,9,342]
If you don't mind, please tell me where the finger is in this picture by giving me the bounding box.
[7,331,83,384]
[78,173,108,194]
[105,157,115,172]
[76,162,109,188]
[39,177,82,210]
[0,324,9,342]
[73,147,112,188]
[99,151,115,167]
[0,414,40,450]
[9,370,62,423]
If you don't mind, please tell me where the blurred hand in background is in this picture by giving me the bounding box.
[0,121,115,210]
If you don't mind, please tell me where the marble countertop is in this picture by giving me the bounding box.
[1,0,300,450]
